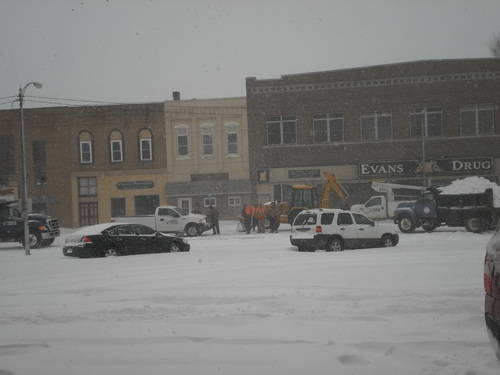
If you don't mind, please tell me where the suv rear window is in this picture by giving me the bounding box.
[320,213,335,225]
[294,213,317,225]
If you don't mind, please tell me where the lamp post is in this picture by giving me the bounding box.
[18,82,42,255]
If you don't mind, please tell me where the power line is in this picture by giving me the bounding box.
[0,95,16,101]
[0,100,17,107]
[24,99,86,107]
[25,95,130,105]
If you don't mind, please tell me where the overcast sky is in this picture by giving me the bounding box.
[1,0,499,108]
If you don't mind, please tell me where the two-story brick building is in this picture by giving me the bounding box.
[0,103,167,227]
[246,58,500,206]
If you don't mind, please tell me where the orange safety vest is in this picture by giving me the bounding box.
[244,205,255,216]
[254,205,265,219]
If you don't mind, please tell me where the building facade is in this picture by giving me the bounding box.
[164,97,251,218]
[0,103,167,227]
[246,59,500,206]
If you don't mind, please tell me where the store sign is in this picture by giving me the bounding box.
[288,169,321,179]
[116,181,154,190]
[359,157,493,178]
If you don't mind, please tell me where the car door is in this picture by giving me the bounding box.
[353,213,378,246]
[156,208,181,232]
[291,212,317,240]
[363,197,386,219]
[112,225,142,255]
[132,224,157,253]
[336,212,357,246]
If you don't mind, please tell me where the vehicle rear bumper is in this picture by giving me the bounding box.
[63,244,98,258]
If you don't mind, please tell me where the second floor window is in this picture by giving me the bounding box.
[79,131,93,164]
[410,107,442,137]
[460,104,494,136]
[266,115,296,145]
[313,113,344,143]
[360,112,392,140]
[225,123,238,155]
[201,125,214,157]
[176,126,189,157]
[109,130,124,163]
[139,128,153,161]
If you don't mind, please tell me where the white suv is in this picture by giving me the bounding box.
[290,208,399,252]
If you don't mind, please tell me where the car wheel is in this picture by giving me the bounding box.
[398,216,415,233]
[326,237,343,252]
[465,216,482,233]
[381,234,395,247]
[185,224,199,237]
[105,248,118,257]
[297,246,307,252]
[169,242,182,253]
[21,231,42,249]
[422,220,436,233]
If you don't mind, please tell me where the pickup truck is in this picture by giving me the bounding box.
[351,195,417,220]
[394,188,500,233]
[112,206,210,236]
[0,201,61,248]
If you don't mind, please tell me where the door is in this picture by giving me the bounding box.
[363,196,386,219]
[156,207,182,232]
[177,198,192,214]
[109,225,140,255]
[336,212,357,246]
[131,224,157,253]
[79,202,98,226]
[352,213,378,245]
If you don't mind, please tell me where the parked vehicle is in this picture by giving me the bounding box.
[484,221,500,360]
[394,188,500,233]
[112,206,209,236]
[351,182,426,220]
[0,201,60,248]
[290,208,399,252]
[63,223,190,258]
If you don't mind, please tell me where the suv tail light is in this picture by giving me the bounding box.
[315,226,322,233]
[82,236,93,244]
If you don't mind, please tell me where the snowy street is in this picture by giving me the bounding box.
[0,222,499,375]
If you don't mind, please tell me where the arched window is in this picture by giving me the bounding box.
[109,129,124,163]
[138,128,153,161]
[78,130,93,164]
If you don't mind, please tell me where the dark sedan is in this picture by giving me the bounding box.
[63,223,190,258]
[484,221,500,361]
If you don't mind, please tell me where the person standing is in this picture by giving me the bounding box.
[207,205,220,235]
[268,201,281,233]
[242,204,254,234]
[254,204,265,233]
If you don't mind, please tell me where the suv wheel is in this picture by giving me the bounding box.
[398,216,415,233]
[326,237,343,252]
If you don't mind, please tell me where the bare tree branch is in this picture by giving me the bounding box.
[489,33,500,58]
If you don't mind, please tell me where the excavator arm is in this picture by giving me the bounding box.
[320,172,351,209]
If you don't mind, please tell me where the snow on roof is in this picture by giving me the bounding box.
[438,176,500,207]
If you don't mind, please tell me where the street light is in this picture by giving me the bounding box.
[18,82,42,255]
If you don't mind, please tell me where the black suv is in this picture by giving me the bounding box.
[484,222,500,360]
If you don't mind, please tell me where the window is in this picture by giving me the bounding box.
[32,141,47,185]
[360,112,392,140]
[320,213,335,225]
[111,198,126,217]
[158,208,180,217]
[294,213,317,225]
[78,177,97,197]
[353,213,373,225]
[266,115,297,145]
[410,107,442,137]
[365,197,382,207]
[138,128,153,161]
[337,213,353,225]
[201,125,214,157]
[313,113,344,143]
[228,196,241,206]
[133,224,155,235]
[176,126,189,157]
[273,184,293,203]
[0,135,14,175]
[225,123,239,155]
[460,104,494,136]
[134,195,159,215]
[204,197,216,207]
[78,131,93,164]
[109,130,123,162]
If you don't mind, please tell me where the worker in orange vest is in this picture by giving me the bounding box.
[254,204,266,233]
[242,204,255,234]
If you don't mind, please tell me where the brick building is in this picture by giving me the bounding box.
[0,103,167,227]
[246,58,500,206]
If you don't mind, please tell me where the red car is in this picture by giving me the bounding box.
[484,222,500,360]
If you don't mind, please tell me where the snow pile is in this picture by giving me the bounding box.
[438,176,500,207]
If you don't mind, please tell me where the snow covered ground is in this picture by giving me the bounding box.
[0,221,499,375]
